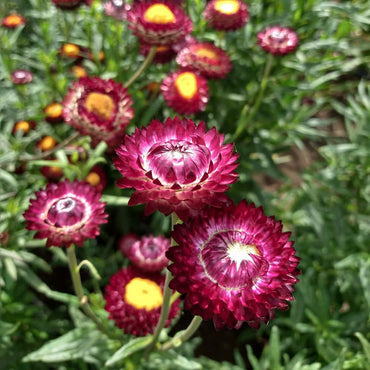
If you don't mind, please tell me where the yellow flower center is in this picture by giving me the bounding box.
[85,172,101,187]
[144,4,176,24]
[71,65,87,78]
[195,47,217,59]
[45,103,63,118]
[63,43,80,57]
[85,92,114,120]
[14,121,30,133]
[175,72,197,100]
[227,243,260,270]
[38,136,57,151]
[215,0,240,15]
[5,15,23,26]
[124,277,163,311]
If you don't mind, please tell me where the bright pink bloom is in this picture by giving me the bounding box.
[257,26,299,55]
[24,180,108,248]
[167,201,300,330]
[114,117,239,220]
[104,0,129,20]
[118,233,139,256]
[11,69,33,84]
[104,266,180,336]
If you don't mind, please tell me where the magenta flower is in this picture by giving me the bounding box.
[62,76,134,148]
[140,43,176,64]
[161,70,209,115]
[104,0,129,20]
[104,266,180,336]
[124,234,170,272]
[176,42,232,79]
[52,0,91,10]
[23,180,108,248]
[257,26,299,55]
[118,233,139,256]
[114,117,239,220]
[126,0,193,45]
[167,200,300,330]
[204,0,249,31]
[11,69,33,84]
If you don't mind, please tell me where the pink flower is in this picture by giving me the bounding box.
[23,180,108,247]
[257,26,299,55]
[167,200,300,330]
[114,117,239,220]
[126,0,193,45]
[161,70,209,115]
[11,69,33,84]
[104,0,129,20]
[204,0,249,31]
[104,266,180,336]
[62,76,134,148]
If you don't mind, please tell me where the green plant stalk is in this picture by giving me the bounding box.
[66,244,108,335]
[231,53,274,142]
[159,316,203,352]
[124,47,157,88]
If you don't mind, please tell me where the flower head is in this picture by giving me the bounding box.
[84,165,107,192]
[44,102,64,123]
[204,0,249,31]
[62,76,134,148]
[167,200,300,330]
[176,42,232,79]
[140,43,176,64]
[2,14,26,28]
[126,0,193,45]
[11,69,33,84]
[104,0,129,20]
[118,233,139,256]
[124,234,170,272]
[52,0,91,10]
[12,120,35,136]
[161,70,209,115]
[257,26,299,55]
[114,117,239,220]
[23,180,108,247]
[37,136,58,152]
[70,65,88,78]
[104,266,180,336]
[41,161,64,183]
[59,43,83,59]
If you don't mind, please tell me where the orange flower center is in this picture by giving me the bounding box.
[85,172,101,187]
[157,45,170,52]
[214,0,240,15]
[38,136,57,151]
[124,277,163,311]
[63,43,80,57]
[144,4,176,24]
[85,92,114,120]
[175,72,197,100]
[14,121,30,133]
[71,65,87,78]
[45,103,63,118]
[4,15,23,26]
[195,47,217,59]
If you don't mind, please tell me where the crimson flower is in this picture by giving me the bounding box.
[52,0,91,10]
[2,14,26,28]
[167,200,300,330]
[24,180,108,247]
[126,0,192,45]
[176,42,232,79]
[11,69,33,84]
[204,0,249,31]
[161,70,209,115]
[257,26,299,55]
[140,43,176,64]
[84,165,107,193]
[104,266,180,336]
[114,117,239,220]
[62,76,134,148]
[44,102,64,123]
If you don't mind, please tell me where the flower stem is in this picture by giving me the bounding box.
[66,245,108,335]
[159,316,203,352]
[124,47,157,88]
[231,53,274,142]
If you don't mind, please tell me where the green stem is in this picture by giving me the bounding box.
[124,47,157,88]
[66,245,108,335]
[231,53,274,142]
[159,316,203,352]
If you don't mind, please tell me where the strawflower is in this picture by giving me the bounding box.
[140,43,176,64]
[167,200,300,330]
[11,69,33,84]
[37,136,58,152]
[257,26,299,55]
[52,0,92,10]
[176,42,232,79]
[44,102,64,123]
[126,0,193,45]
[24,180,108,247]
[114,117,239,220]
[12,120,35,136]
[104,0,129,20]
[85,165,107,192]
[2,14,26,28]
[161,70,209,115]
[104,266,180,336]
[62,76,134,148]
[204,0,249,31]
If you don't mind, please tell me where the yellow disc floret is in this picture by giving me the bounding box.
[63,43,80,57]
[85,172,101,187]
[85,92,114,120]
[144,4,176,24]
[14,121,31,133]
[215,0,240,15]
[175,72,197,100]
[45,103,63,118]
[4,15,23,27]
[195,47,217,59]
[125,277,163,311]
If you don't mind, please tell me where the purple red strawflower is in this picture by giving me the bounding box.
[257,26,299,55]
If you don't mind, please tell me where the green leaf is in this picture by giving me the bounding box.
[359,259,370,308]
[105,336,152,367]
[355,332,370,363]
